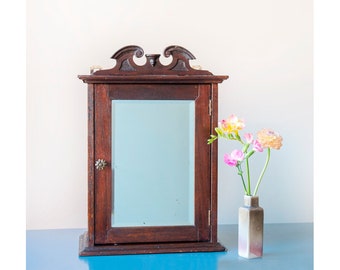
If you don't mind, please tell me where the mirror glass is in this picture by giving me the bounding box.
[111,100,195,227]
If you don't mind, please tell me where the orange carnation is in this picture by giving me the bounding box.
[257,128,283,150]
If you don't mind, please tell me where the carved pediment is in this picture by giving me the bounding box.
[92,45,212,75]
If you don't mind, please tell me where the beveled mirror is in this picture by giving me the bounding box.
[111,99,195,227]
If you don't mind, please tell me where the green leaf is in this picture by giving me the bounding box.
[215,127,224,137]
[207,135,217,144]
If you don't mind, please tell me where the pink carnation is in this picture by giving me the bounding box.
[224,149,244,167]
[244,133,253,144]
[253,140,263,152]
[224,154,238,166]
[231,149,245,161]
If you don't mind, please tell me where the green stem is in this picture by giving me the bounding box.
[246,158,251,196]
[237,164,247,194]
[254,148,271,196]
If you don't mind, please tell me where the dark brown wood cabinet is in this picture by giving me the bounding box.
[78,45,228,255]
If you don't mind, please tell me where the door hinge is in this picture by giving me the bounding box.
[208,99,212,116]
[208,210,211,226]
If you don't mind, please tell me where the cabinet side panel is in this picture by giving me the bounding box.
[87,84,95,245]
[210,83,219,242]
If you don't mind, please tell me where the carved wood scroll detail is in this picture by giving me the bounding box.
[92,45,212,75]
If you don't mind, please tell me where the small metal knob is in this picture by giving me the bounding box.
[95,159,107,170]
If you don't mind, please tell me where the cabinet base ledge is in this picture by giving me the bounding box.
[79,232,226,256]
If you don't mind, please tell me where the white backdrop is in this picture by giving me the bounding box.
[27,0,313,229]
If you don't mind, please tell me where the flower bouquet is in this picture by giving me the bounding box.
[208,114,283,196]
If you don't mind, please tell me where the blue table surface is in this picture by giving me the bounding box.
[27,223,313,270]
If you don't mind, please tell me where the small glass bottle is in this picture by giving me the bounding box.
[238,195,264,258]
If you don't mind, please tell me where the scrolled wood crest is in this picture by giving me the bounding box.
[92,45,212,75]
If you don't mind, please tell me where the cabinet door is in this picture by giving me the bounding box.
[94,84,212,244]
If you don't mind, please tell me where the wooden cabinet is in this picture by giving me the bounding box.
[78,45,228,255]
